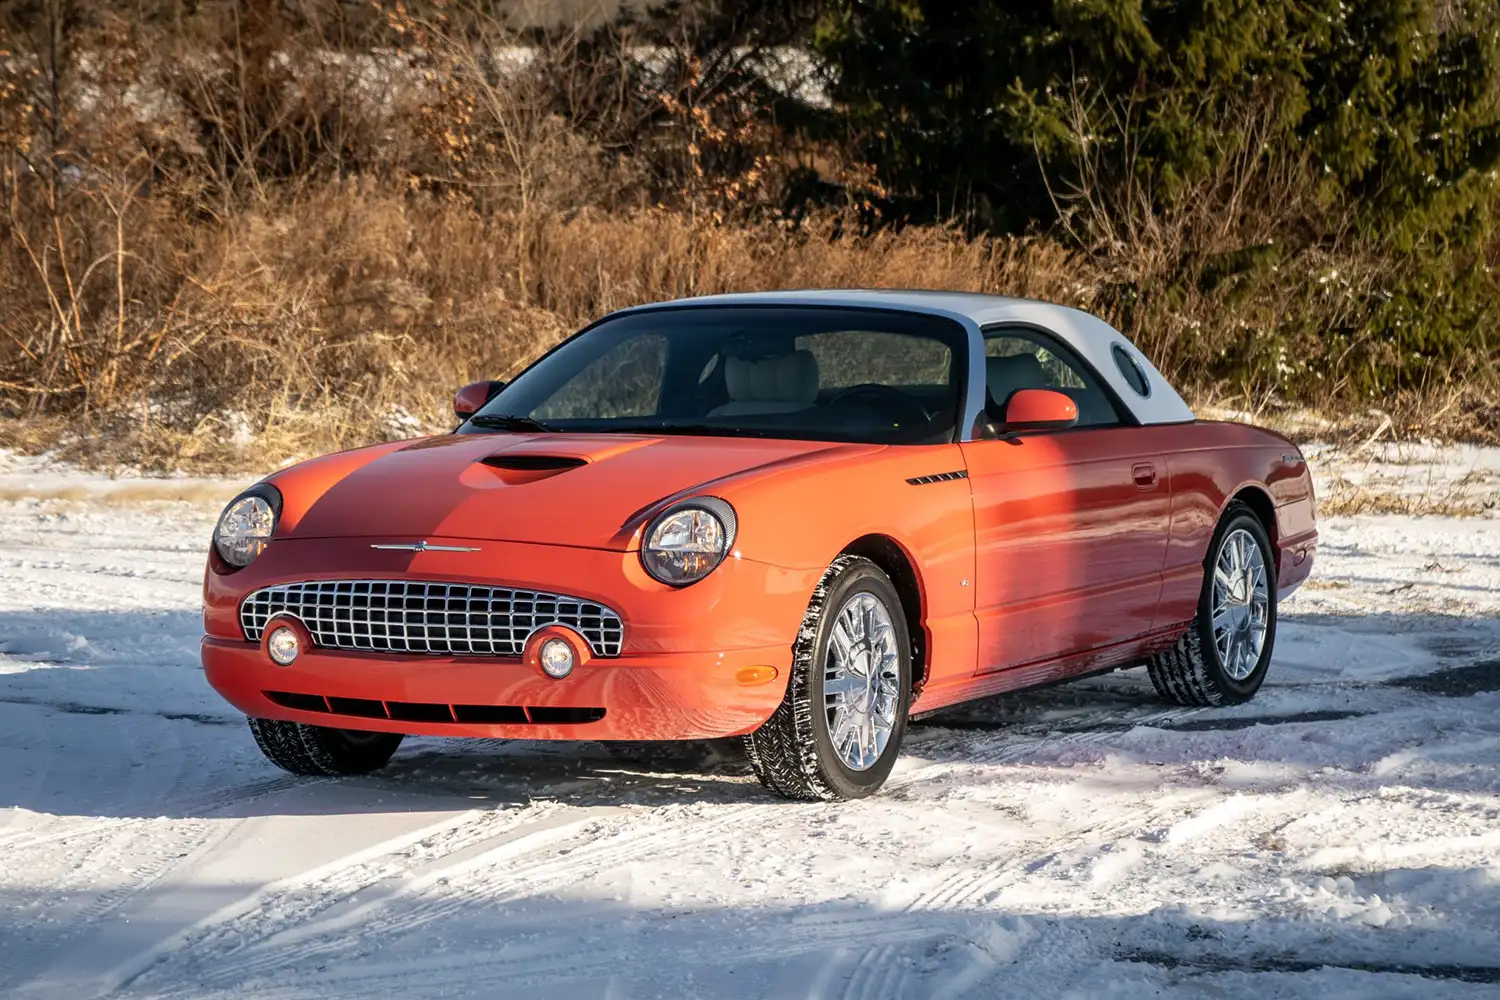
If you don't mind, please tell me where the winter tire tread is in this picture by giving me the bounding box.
[744,555,911,801]
[1147,502,1276,707]
[247,717,403,776]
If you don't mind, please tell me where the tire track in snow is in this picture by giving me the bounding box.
[117,804,564,995]
[463,911,982,987]
[896,703,1205,785]
[135,802,769,995]
[839,705,1207,1000]
[155,909,1023,999]
[0,714,209,994]
[0,774,301,854]
[320,707,1211,994]
[0,770,307,996]
[17,693,1200,998]
[0,822,225,996]
[174,705,1210,998]
[841,762,1356,999]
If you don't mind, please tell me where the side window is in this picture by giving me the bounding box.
[532,335,667,420]
[982,329,1123,428]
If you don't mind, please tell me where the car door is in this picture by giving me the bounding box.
[961,326,1170,673]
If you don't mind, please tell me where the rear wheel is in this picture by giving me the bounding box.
[745,556,912,801]
[247,718,404,776]
[1148,504,1276,706]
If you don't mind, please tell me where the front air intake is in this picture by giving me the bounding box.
[264,691,606,726]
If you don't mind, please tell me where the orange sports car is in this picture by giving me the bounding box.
[203,290,1316,800]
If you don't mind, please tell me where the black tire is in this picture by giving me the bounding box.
[1148,504,1277,706]
[247,718,404,776]
[744,555,913,801]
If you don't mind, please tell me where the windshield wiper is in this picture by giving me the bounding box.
[467,413,557,433]
[601,422,775,438]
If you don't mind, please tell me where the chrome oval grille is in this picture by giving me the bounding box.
[240,580,624,658]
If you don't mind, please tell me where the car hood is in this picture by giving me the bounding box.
[270,432,877,549]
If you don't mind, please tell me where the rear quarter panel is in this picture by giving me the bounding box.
[1157,421,1316,627]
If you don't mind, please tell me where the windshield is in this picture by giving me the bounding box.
[460,306,968,444]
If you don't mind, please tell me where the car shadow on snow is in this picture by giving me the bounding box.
[0,608,1498,820]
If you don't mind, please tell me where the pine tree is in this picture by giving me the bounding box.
[816,0,1500,248]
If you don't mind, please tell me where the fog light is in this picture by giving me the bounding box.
[267,626,300,666]
[538,638,575,679]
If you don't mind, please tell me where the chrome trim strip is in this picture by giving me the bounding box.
[369,542,482,553]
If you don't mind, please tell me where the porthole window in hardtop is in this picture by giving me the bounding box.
[1111,343,1151,397]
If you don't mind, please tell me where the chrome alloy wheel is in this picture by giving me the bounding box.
[823,590,901,771]
[1212,527,1270,680]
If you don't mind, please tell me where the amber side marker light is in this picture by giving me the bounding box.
[735,665,778,686]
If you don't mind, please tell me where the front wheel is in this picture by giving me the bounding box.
[745,556,912,801]
[1148,504,1277,706]
[247,718,404,776]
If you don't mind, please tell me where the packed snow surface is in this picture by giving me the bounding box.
[1,447,1499,999]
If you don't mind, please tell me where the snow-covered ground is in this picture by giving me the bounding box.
[1,448,1499,999]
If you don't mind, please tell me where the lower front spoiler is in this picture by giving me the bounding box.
[203,637,791,741]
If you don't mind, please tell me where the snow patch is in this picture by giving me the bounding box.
[1,457,1499,998]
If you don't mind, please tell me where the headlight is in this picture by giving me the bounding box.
[214,485,281,569]
[641,498,737,586]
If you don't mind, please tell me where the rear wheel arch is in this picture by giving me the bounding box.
[1226,485,1278,571]
[1149,506,1276,706]
[839,534,927,694]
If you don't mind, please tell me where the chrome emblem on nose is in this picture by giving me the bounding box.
[369,541,480,553]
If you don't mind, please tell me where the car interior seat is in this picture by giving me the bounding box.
[985,353,1048,407]
[708,350,820,417]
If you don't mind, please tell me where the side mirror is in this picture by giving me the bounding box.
[453,380,505,420]
[1001,388,1078,432]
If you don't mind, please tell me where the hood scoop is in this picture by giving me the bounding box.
[480,454,588,472]
[469,452,588,487]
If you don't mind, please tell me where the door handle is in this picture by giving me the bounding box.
[1132,463,1158,488]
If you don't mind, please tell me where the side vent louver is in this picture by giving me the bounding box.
[906,470,969,486]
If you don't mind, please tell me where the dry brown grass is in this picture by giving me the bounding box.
[0,481,242,504]
[4,190,1496,473]
[1315,484,1498,518]
[0,153,1120,474]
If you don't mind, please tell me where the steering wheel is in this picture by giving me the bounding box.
[827,383,932,428]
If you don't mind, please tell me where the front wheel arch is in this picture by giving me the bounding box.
[745,555,913,800]
[838,534,927,694]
